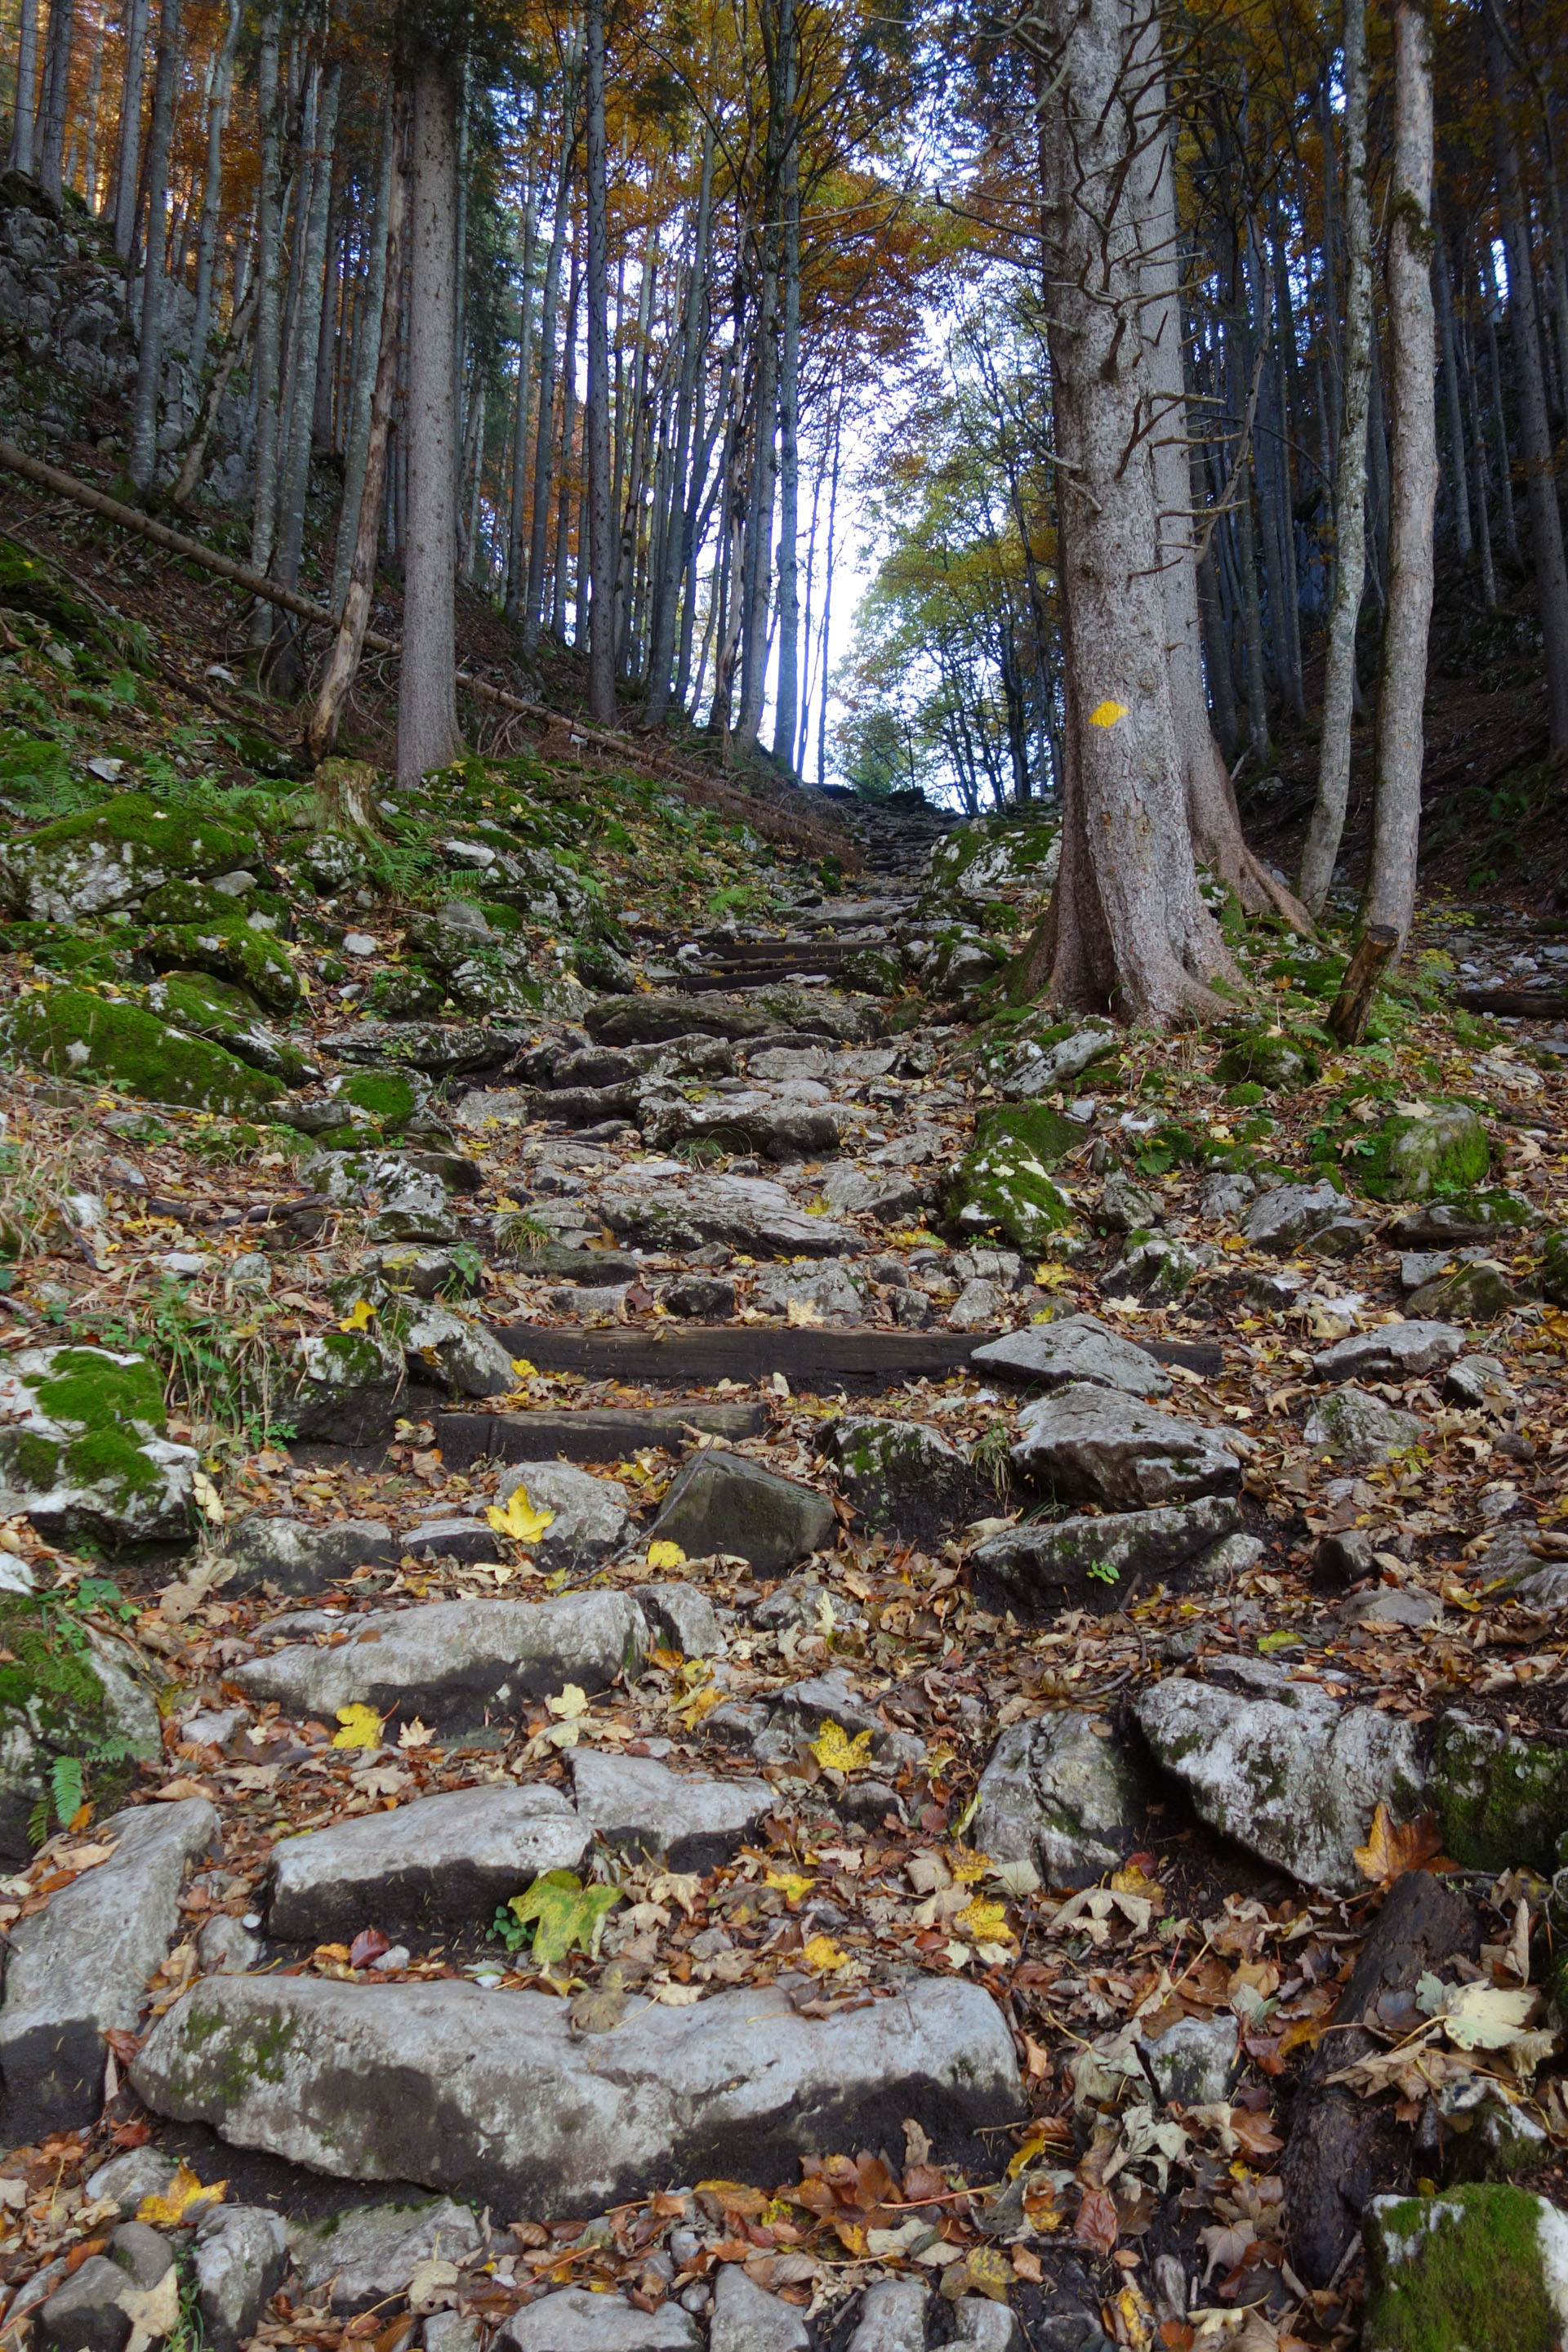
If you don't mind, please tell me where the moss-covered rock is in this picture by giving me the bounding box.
[837,947,905,997]
[1429,1712,1568,1874]
[1354,1103,1491,1202]
[1407,1261,1522,1322]
[947,1101,1078,1253]
[922,816,1059,905]
[0,793,258,923]
[1214,1027,1318,1090]
[0,1597,161,1859]
[291,1327,405,1445]
[1362,2185,1568,2352]
[339,1071,420,1132]
[572,938,638,994]
[144,970,317,1089]
[1537,1231,1568,1307]
[365,964,445,1020]
[2,985,283,1115]
[0,1344,197,1546]
[140,914,299,1013]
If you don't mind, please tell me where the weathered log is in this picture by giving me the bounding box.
[1328,924,1400,1045]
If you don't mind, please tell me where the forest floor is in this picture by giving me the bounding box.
[3,352,1568,2352]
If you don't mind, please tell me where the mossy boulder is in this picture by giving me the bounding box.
[0,794,258,923]
[1362,2185,1568,2352]
[0,1345,197,1546]
[1354,1103,1491,1203]
[338,1071,421,1133]
[140,913,299,1012]
[947,1102,1078,1253]
[572,939,638,995]
[1428,1713,1568,1875]
[366,964,445,1020]
[291,1327,405,1446]
[923,817,1059,905]
[2,985,283,1116]
[0,1597,161,1860]
[144,970,317,1089]
[1214,1027,1318,1091]
[1407,1261,1522,1323]
[1537,1231,1568,1307]
[837,947,905,997]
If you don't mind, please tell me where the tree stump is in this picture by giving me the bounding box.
[1329,924,1399,1045]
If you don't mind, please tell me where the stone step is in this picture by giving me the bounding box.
[267,1784,589,1940]
[131,1972,1022,2214]
[492,1325,980,1395]
[434,1402,768,1469]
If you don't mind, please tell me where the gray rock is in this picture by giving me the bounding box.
[0,1627,158,1862]
[198,1914,261,1975]
[1189,1531,1265,1582]
[951,2303,1024,2351]
[973,1713,1143,1886]
[1400,1252,1450,1292]
[401,1518,506,1566]
[368,1166,461,1246]
[1005,1021,1114,1096]
[972,1496,1240,1616]
[235,1592,649,1731]
[134,1972,1022,2215]
[970,1316,1170,1399]
[648,1451,835,1573]
[0,1344,197,1545]
[107,2224,173,2289]
[819,1163,924,1223]
[639,1582,724,1659]
[1135,1663,1425,1891]
[368,1244,481,1299]
[1389,1196,1533,1245]
[642,1085,842,1162]
[290,2198,484,2312]
[1302,1386,1427,1466]
[1243,1181,1348,1253]
[0,1795,218,2141]
[848,2278,929,2352]
[1139,2013,1239,2108]
[750,1577,839,1632]
[755,1262,864,1322]
[494,1462,633,1566]
[403,1303,518,1397]
[709,2266,808,2352]
[1197,1169,1254,1223]
[498,2292,700,2350]
[660,1273,737,1319]
[192,2207,287,2352]
[323,1021,509,1077]
[947,1278,1008,1329]
[38,2258,139,2352]
[1102,1235,1198,1301]
[1009,1384,1239,1510]
[1442,1353,1513,1409]
[1339,1585,1442,1631]
[1097,1173,1160,1233]
[268,1783,588,1940]
[84,2150,179,2220]
[1312,1529,1375,1587]
[742,1666,924,1772]
[220,1515,399,1596]
[569,1749,770,1873]
[599,1171,857,1258]
[827,1416,976,1544]
[1312,1321,1465,1382]
[292,1326,406,1445]
[424,2318,483,2352]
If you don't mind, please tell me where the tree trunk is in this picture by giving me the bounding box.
[1299,0,1372,918]
[35,0,75,210]
[503,172,536,624]
[79,5,105,205]
[398,47,463,787]
[523,132,573,651]
[1362,0,1437,951]
[246,0,284,650]
[1486,7,1568,751]
[583,0,614,720]
[552,247,580,640]
[332,100,394,617]
[267,60,340,686]
[644,131,712,721]
[127,0,181,490]
[190,0,239,370]
[110,0,147,256]
[1010,0,1230,1025]
[1481,249,1519,566]
[7,0,39,177]
[1432,204,1472,559]
[771,34,800,770]
[1460,283,1498,606]
[172,274,256,506]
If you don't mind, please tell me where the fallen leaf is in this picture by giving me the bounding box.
[803,1932,848,1972]
[332,1704,385,1751]
[1354,1804,1445,1890]
[337,1298,376,1332]
[189,1469,225,1525]
[405,2258,459,2311]
[764,1869,814,1904]
[137,2160,225,2228]
[486,1484,556,1545]
[647,1539,687,1570]
[349,1928,390,1968]
[507,1870,623,1971]
[118,2265,180,2352]
[398,1717,434,1749]
[152,1777,213,1802]
[1074,2186,1119,2255]
[808,1720,874,1775]
[955,1895,1013,1944]
[569,1964,629,2034]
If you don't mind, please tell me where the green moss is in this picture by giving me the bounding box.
[1538,1232,1568,1307]
[1429,1715,1568,1875]
[341,1071,416,1129]
[2,985,283,1116]
[1364,2186,1562,2352]
[140,916,297,1012]
[0,1598,113,1744]
[973,1101,1079,1166]
[16,791,256,875]
[34,1348,166,1435]
[947,1102,1077,1253]
[366,966,444,1019]
[1214,1027,1319,1090]
[1353,1103,1491,1202]
[140,880,255,928]
[61,1423,167,1498]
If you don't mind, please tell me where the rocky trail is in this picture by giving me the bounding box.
[4,492,1568,2352]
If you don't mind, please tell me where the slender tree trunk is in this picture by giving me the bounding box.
[645,125,713,723]
[1486,7,1568,751]
[1363,0,1437,948]
[1461,287,1498,605]
[7,0,39,176]
[172,274,256,505]
[582,0,614,719]
[1432,204,1472,559]
[1300,0,1372,917]
[771,34,800,769]
[815,396,840,787]
[332,100,394,617]
[246,0,283,651]
[735,217,781,751]
[268,59,339,688]
[111,0,147,256]
[79,6,105,205]
[35,0,75,209]
[190,0,238,369]
[523,137,572,651]
[127,0,180,489]
[398,47,463,786]
[552,247,580,639]
[309,94,408,760]
[503,173,536,624]
[1481,252,1519,566]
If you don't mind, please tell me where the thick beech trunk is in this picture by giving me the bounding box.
[397,48,463,786]
[128,0,181,490]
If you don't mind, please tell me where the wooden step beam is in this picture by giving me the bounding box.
[435,1401,768,1467]
[490,1323,981,1392]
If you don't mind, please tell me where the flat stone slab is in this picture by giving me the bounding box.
[498,2291,699,2350]
[1312,1321,1466,1382]
[0,1796,218,2142]
[973,1712,1144,1887]
[267,1784,589,1940]
[492,1462,631,1565]
[234,1592,648,1731]
[1135,1660,1425,1891]
[569,1749,770,1873]
[648,1450,835,1573]
[289,2197,484,2311]
[131,1973,1022,2213]
[597,1170,858,1258]
[970,1316,1171,1398]
[1009,1383,1240,1510]
[220,1517,401,1595]
[972,1495,1241,1615]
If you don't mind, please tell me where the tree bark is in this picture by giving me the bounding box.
[397,47,463,786]
[771,33,800,770]
[171,275,256,506]
[267,60,340,688]
[1362,0,1437,952]
[523,104,574,651]
[35,0,75,210]
[332,100,394,617]
[503,171,536,624]
[190,0,239,371]
[1328,924,1398,1044]
[7,0,39,178]
[110,0,147,257]
[127,0,181,491]
[644,128,713,723]
[1432,204,1471,559]
[1486,4,1568,751]
[1010,0,1230,1026]
[79,4,105,206]
[246,0,284,651]
[583,0,614,720]
[1299,0,1372,918]
[552,246,581,639]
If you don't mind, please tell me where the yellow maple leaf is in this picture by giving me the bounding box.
[947,1846,991,1883]
[136,2161,226,2228]
[647,1539,688,1570]
[331,1703,385,1751]
[1089,698,1129,728]
[546,1684,589,1720]
[510,1356,537,1379]
[764,1868,814,1904]
[337,1298,376,1332]
[803,1931,848,1972]
[956,1895,1013,1944]
[809,1720,874,1775]
[486,1484,556,1544]
[679,1686,723,1731]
